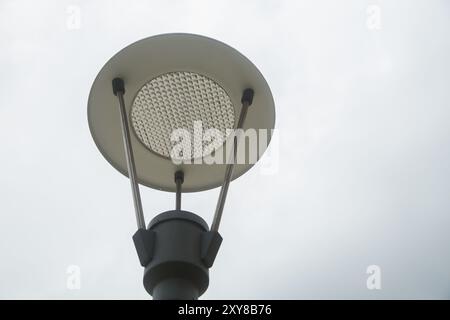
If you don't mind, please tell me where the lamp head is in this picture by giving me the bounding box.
[88,33,275,192]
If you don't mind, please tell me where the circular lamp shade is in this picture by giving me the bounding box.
[88,33,275,192]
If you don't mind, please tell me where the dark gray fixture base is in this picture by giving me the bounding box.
[133,210,222,300]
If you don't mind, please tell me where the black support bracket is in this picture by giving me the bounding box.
[201,231,223,268]
[133,228,155,267]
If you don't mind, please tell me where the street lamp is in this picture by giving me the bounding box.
[88,33,275,299]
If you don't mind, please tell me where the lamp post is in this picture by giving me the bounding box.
[88,33,275,299]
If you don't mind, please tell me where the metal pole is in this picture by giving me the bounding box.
[211,89,254,232]
[176,182,182,211]
[112,78,146,230]
[175,171,184,211]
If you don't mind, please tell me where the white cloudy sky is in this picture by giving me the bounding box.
[1,0,450,299]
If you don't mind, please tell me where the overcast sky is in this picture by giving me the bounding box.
[1,0,450,299]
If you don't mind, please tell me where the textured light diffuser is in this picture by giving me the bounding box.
[131,71,235,159]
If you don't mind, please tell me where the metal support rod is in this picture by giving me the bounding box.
[112,78,146,230]
[211,89,254,232]
[175,171,184,211]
